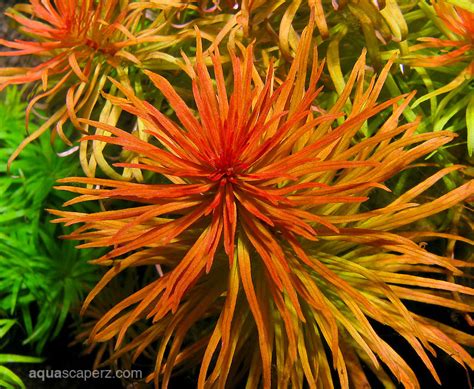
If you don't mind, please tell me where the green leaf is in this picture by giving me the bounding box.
[8,281,22,315]
[53,279,73,338]
[0,320,16,339]
[0,355,43,364]
[0,210,26,224]
[20,306,32,338]
[0,366,25,389]
[467,94,474,157]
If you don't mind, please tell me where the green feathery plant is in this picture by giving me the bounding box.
[0,87,78,222]
[0,87,100,353]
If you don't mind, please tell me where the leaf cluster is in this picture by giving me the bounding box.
[0,87,100,354]
[0,319,42,389]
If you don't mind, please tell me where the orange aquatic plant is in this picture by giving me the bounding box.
[407,0,473,73]
[51,21,474,388]
[0,0,188,168]
[403,0,474,154]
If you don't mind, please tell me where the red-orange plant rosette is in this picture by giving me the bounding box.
[407,0,473,73]
[403,0,474,154]
[0,0,189,172]
[51,21,474,388]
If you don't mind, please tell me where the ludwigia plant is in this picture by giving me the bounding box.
[403,0,473,154]
[213,0,409,71]
[406,0,473,73]
[0,0,193,173]
[50,20,474,388]
[72,270,152,373]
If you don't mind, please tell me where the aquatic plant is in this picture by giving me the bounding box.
[403,0,473,155]
[51,22,474,388]
[0,0,196,171]
[0,319,42,389]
